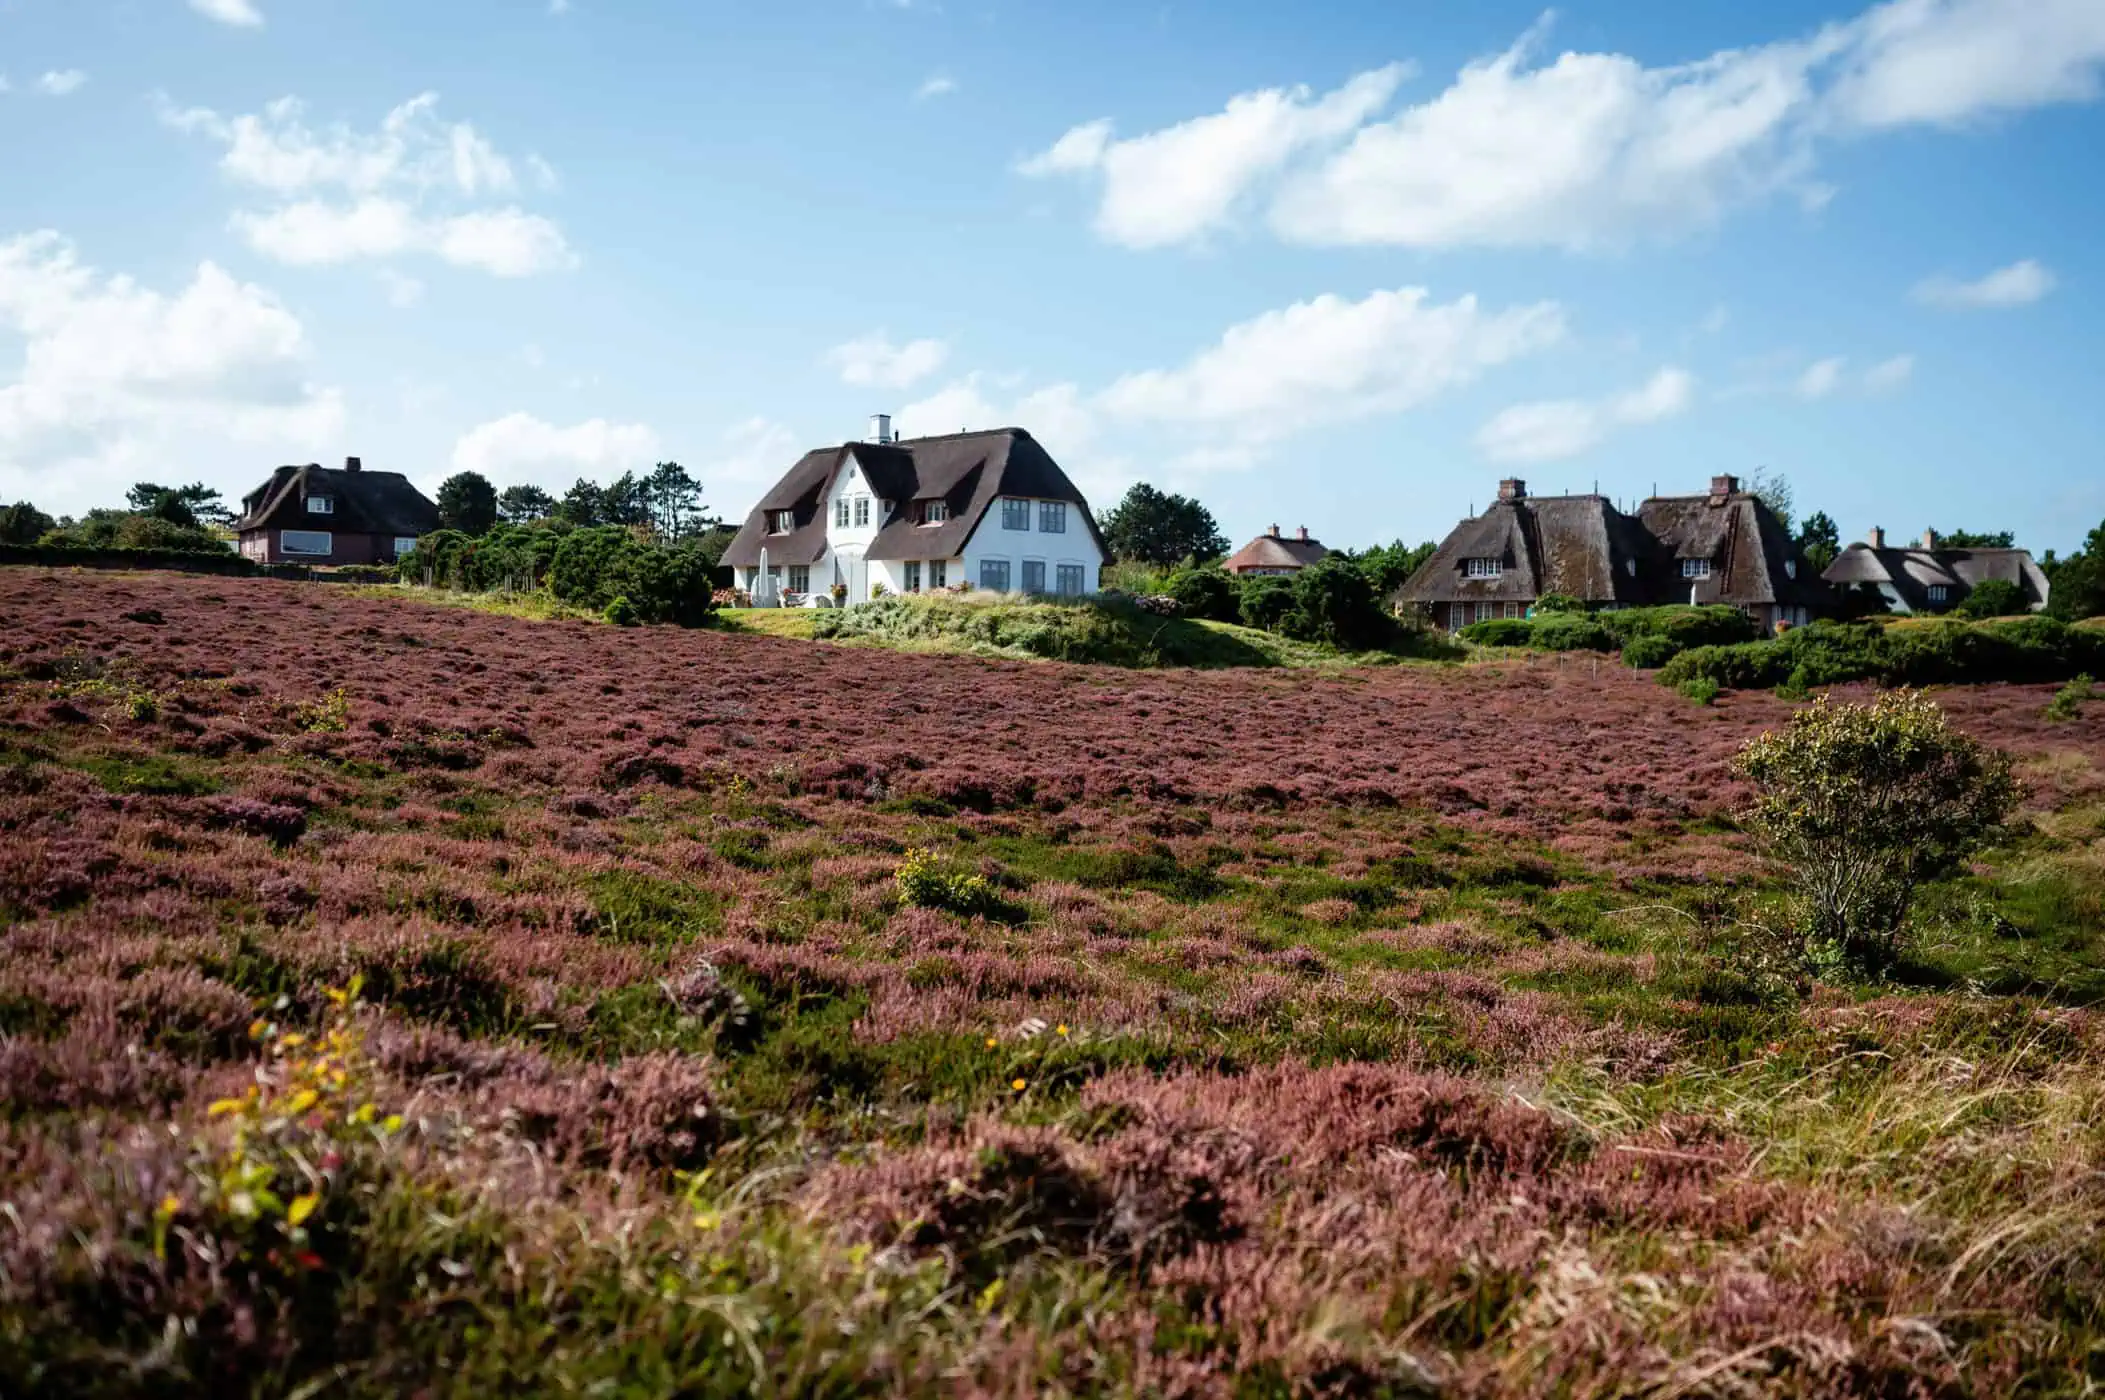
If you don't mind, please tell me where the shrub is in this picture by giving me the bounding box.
[1532,592,1583,614]
[1237,575,1296,632]
[1679,676,1720,706]
[1527,613,1615,652]
[1733,691,2019,977]
[895,847,999,919]
[549,527,715,626]
[1957,577,2025,619]
[1284,559,1392,648]
[1460,617,1533,647]
[1167,564,1240,623]
[1620,633,1680,669]
[1660,616,2105,694]
[2045,673,2095,722]
[604,595,639,626]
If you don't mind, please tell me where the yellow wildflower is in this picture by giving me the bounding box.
[1011,1078,1026,1092]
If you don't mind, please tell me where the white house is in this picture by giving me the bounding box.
[722,416,1110,605]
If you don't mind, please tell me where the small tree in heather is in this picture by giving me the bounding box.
[1733,690,2018,978]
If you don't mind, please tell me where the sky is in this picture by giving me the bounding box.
[2,0,2102,555]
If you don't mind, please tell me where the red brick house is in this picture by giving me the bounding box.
[234,458,440,566]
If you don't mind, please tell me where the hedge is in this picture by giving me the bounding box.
[1658,616,2105,692]
[0,544,392,583]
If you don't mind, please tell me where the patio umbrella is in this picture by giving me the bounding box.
[757,544,771,605]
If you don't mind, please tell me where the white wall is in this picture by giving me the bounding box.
[959,497,1102,594]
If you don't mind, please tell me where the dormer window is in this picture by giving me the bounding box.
[1681,558,1712,579]
[920,500,948,525]
[1625,558,1637,578]
[306,494,334,515]
[767,510,794,534]
[1927,584,1949,604]
[1464,557,1502,579]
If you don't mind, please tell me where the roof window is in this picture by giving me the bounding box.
[1465,557,1502,579]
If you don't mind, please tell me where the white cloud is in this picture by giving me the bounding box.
[916,74,956,101]
[1911,257,2056,307]
[161,92,573,277]
[1476,366,1694,463]
[1098,285,1565,438]
[1031,1,2105,252]
[1863,353,1915,391]
[1796,356,1847,399]
[1020,65,1409,247]
[190,0,265,26]
[38,71,87,97]
[449,413,661,490]
[825,332,949,389]
[0,232,344,513]
[716,416,801,488]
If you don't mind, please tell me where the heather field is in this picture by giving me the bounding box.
[5,567,2105,1398]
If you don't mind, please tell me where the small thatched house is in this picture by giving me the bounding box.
[1222,525,1328,576]
[1822,528,2050,614]
[234,457,439,566]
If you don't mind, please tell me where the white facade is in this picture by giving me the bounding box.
[735,449,1101,604]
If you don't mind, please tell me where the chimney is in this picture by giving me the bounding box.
[1709,473,1738,503]
[1497,478,1526,502]
[344,456,362,473]
[1868,526,1886,549]
[1267,523,1281,538]
[868,413,894,445]
[1296,526,1309,542]
[1921,527,1939,550]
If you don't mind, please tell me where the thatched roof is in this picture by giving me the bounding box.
[1395,493,1649,606]
[233,461,440,537]
[1824,543,2049,611]
[1223,530,1328,573]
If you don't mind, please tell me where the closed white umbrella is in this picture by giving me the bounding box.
[757,544,772,606]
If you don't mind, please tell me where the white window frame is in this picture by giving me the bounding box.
[835,499,849,528]
[1465,557,1502,579]
[1449,602,1468,630]
[904,561,922,592]
[1055,563,1084,596]
[928,559,948,589]
[768,510,794,534]
[853,497,870,528]
[921,500,948,524]
[1001,498,1030,531]
[979,558,1011,592]
[788,564,810,594]
[393,536,417,557]
[305,495,334,515]
[1038,501,1066,534]
[1681,558,1713,579]
[280,529,333,556]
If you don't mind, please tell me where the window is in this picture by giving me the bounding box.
[1927,584,1949,604]
[1681,558,1712,579]
[393,536,417,557]
[835,499,849,528]
[928,559,947,589]
[788,565,809,594]
[1625,558,1637,578]
[979,558,1011,592]
[1473,602,1497,624]
[904,561,921,592]
[768,510,794,534]
[280,529,332,556]
[1056,563,1084,596]
[853,497,870,528]
[305,495,334,515]
[1038,500,1066,533]
[1002,498,1030,531]
[1504,602,1524,620]
[921,500,948,524]
[1449,602,1468,631]
[1021,559,1046,594]
[1465,557,1501,579]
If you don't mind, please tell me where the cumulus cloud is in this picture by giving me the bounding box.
[1026,0,2105,251]
[825,332,949,390]
[449,413,662,490]
[160,92,574,276]
[1911,258,2056,307]
[1475,366,1695,463]
[0,232,344,513]
[190,0,265,26]
[38,71,88,97]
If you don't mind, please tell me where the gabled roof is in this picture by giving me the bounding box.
[1223,532,1328,572]
[719,428,1109,569]
[1395,494,1650,606]
[1823,544,2049,611]
[233,462,440,537]
[1637,492,1827,608]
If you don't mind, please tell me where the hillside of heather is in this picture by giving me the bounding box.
[4,567,2104,1398]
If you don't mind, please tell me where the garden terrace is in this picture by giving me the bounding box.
[3,567,2104,1397]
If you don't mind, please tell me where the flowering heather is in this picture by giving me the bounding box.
[2,569,2103,1397]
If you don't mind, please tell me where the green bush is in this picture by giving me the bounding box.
[1459,617,1533,647]
[1282,559,1392,648]
[1167,564,1240,623]
[1679,676,1721,706]
[1597,604,1761,650]
[1528,613,1615,652]
[2045,673,2095,722]
[1660,616,2105,694]
[549,526,715,626]
[603,595,639,626]
[1533,592,1583,614]
[1237,575,1296,633]
[1956,578,2025,619]
[895,847,1001,919]
[1620,633,1681,669]
[40,511,232,553]
[1734,690,2018,977]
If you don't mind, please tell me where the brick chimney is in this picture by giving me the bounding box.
[1921,528,1939,550]
[344,456,362,473]
[1497,478,1526,502]
[1868,526,1886,549]
[1267,523,1281,538]
[1709,473,1738,504]
[1295,526,1309,542]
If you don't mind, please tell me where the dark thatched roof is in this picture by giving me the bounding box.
[233,462,440,537]
[720,428,1108,569]
[1394,494,1651,607]
[1823,543,2049,611]
[1637,492,1829,609]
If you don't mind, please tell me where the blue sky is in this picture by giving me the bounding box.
[2,0,2101,554]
